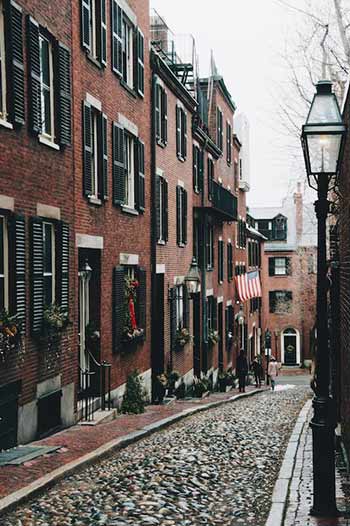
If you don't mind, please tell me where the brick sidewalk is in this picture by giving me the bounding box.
[0,385,265,512]
[283,409,349,526]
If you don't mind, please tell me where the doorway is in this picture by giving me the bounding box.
[193,292,201,377]
[282,328,300,365]
[218,302,223,372]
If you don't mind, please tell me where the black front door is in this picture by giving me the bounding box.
[284,335,297,365]
[193,292,201,377]
[152,274,165,374]
[218,303,223,372]
[0,381,21,450]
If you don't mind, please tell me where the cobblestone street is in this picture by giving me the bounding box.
[4,386,310,526]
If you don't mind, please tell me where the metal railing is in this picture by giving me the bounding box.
[79,351,112,422]
[212,181,238,221]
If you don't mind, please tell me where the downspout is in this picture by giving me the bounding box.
[201,140,209,375]
[150,58,158,400]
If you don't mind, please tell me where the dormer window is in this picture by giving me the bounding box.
[273,216,287,241]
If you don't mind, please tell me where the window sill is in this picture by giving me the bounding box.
[88,196,102,206]
[157,239,166,245]
[122,205,139,216]
[177,155,186,163]
[0,118,13,130]
[39,136,60,151]
[177,242,185,248]
[86,52,103,70]
[120,80,137,98]
[207,266,213,272]
[156,139,167,149]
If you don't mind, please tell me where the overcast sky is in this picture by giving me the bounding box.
[150,0,304,207]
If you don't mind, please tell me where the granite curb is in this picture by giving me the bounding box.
[0,387,267,516]
[265,398,313,526]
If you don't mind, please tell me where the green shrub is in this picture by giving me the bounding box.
[121,370,145,414]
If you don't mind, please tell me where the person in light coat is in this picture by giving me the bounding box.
[268,356,279,391]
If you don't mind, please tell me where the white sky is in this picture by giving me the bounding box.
[150,0,302,207]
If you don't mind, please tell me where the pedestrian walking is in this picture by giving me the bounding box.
[251,356,261,388]
[268,356,279,391]
[236,349,248,393]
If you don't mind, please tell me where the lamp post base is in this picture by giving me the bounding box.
[310,395,338,517]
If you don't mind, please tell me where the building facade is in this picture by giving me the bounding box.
[250,183,317,366]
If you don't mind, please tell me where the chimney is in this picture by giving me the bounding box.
[293,182,303,245]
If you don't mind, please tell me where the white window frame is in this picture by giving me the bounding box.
[89,0,97,58]
[176,284,184,329]
[122,17,133,88]
[274,257,287,276]
[0,1,7,122]
[39,34,55,143]
[207,224,214,270]
[43,221,55,306]
[124,132,135,209]
[0,215,9,311]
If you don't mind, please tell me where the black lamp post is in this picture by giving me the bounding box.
[301,80,346,516]
[264,328,271,386]
[184,257,201,296]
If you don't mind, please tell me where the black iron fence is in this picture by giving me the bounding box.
[79,351,112,422]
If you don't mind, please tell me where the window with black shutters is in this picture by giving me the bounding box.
[155,84,167,145]
[269,290,292,314]
[31,218,69,335]
[268,257,291,276]
[207,224,214,270]
[176,186,187,246]
[218,240,224,283]
[176,105,187,161]
[217,107,223,151]
[208,157,214,199]
[226,305,234,348]
[0,1,7,122]
[234,161,239,190]
[237,219,247,249]
[226,121,232,164]
[227,242,233,281]
[156,175,168,243]
[81,0,106,66]
[28,17,72,145]
[272,216,287,241]
[83,102,108,203]
[0,216,8,311]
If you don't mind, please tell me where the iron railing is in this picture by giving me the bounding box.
[79,351,112,422]
[212,181,238,221]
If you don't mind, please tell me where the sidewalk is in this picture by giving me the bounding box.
[0,384,266,515]
[266,399,350,526]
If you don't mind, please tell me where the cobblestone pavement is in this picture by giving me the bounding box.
[3,386,310,526]
[284,412,350,526]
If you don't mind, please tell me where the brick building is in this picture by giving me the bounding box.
[0,0,75,447]
[73,0,152,407]
[250,183,317,366]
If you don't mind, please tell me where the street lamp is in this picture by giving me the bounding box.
[184,257,201,296]
[301,80,346,517]
[264,328,272,386]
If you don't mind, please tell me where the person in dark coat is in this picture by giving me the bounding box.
[236,349,249,393]
[251,356,262,388]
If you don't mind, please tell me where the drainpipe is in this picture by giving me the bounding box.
[150,60,158,400]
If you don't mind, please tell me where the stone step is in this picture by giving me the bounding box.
[78,409,117,426]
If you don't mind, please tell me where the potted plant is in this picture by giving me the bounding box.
[208,330,220,345]
[175,327,193,348]
[154,373,168,404]
[218,371,228,392]
[167,370,180,396]
[43,304,70,337]
[193,376,209,398]
[0,310,22,363]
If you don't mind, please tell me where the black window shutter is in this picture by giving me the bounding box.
[97,112,108,201]
[182,189,188,245]
[57,43,72,146]
[136,140,145,212]
[5,1,25,126]
[82,101,92,197]
[183,110,187,159]
[212,297,218,331]
[112,122,125,205]
[176,106,181,157]
[269,291,275,313]
[81,0,91,52]
[55,221,69,313]
[162,89,168,144]
[112,266,125,352]
[8,214,26,333]
[30,217,44,336]
[136,29,144,97]
[268,257,275,276]
[156,175,161,241]
[163,179,168,242]
[198,149,204,192]
[227,243,231,281]
[225,307,229,348]
[111,0,123,76]
[100,0,107,66]
[208,158,213,199]
[286,258,292,275]
[155,84,160,140]
[183,284,190,329]
[220,112,223,150]
[176,186,181,245]
[192,145,198,191]
[138,267,146,335]
[287,291,292,302]
[27,16,41,135]
[169,287,177,353]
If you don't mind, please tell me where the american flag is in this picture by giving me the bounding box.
[235,270,262,302]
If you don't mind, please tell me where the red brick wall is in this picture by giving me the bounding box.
[0,0,75,407]
[72,0,152,390]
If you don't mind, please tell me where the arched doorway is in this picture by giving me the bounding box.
[282,328,300,365]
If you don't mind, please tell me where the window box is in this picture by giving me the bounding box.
[0,311,24,364]
[175,327,192,349]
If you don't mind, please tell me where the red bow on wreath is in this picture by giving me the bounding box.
[129,297,137,330]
